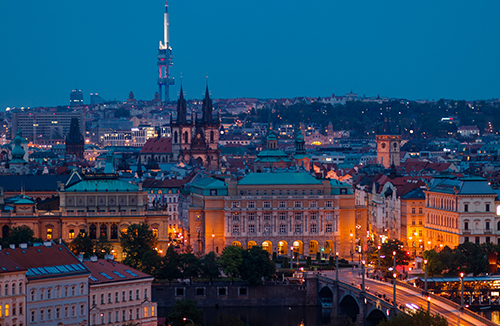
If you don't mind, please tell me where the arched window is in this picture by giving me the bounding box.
[110,224,118,239]
[19,283,23,295]
[497,221,500,231]
[184,131,188,143]
[12,283,15,295]
[89,224,97,239]
[210,131,214,143]
[100,224,108,238]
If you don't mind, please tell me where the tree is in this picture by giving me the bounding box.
[140,250,161,277]
[239,246,276,286]
[167,299,203,326]
[4,225,41,246]
[93,235,113,259]
[454,242,488,276]
[423,249,443,276]
[179,253,201,283]
[218,245,243,281]
[200,252,221,284]
[211,313,248,326]
[120,223,156,270]
[157,246,182,283]
[69,232,93,258]
[378,308,448,326]
[367,240,409,270]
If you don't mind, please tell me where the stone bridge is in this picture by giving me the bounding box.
[306,275,400,326]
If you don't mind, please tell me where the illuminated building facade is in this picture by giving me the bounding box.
[188,171,357,259]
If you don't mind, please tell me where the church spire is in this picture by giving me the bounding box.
[177,84,187,123]
[202,83,213,123]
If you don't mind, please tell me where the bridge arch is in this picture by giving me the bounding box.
[318,286,333,306]
[339,292,360,321]
[366,307,388,326]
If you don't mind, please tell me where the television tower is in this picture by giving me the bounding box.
[157,1,174,103]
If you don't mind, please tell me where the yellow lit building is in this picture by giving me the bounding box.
[188,170,357,259]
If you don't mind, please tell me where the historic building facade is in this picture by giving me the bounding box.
[424,177,499,249]
[188,171,357,258]
[376,118,401,169]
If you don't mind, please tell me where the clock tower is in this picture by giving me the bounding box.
[376,117,401,169]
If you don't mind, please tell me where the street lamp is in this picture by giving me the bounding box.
[361,260,366,292]
[335,252,339,283]
[393,250,397,309]
[290,246,294,270]
[460,272,465,308]
[350,231,354,263]
[211,231,215,253]
[183,317,194,325]
[377,245,381,269]
[424,259,429,313]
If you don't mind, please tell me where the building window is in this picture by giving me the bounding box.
[115,292,119,302]
[249,225,256,233]
[326,224,333,232]
[325,201,332,208]
[464,204,469,212]
[310,212,317,220]
[294,212,302,220]
[100,294,104,304]
[152,228,158,237]
[68,229,75,239]
[107,293,111,303]
[464,222,469,230]
[412,219,416,225]
[486,237,491,243]
[31,310,35,323]
[71,305,75,317]
[325,212,333,220]
[294,201,302,208]
[56,307,60,319]
[40,289,44,300]
[486,204,490,212]
[232,202,240,208]
[232,213,240,221]
[279,225,287,233]
[279,201,286,208]
[89,224,97,239]
[419,208,423,214]
[144,289,148,299]
[295,224,302,233]
[475,237,480,244]
[129,290,132,301]
[279,212,287,220]
[464,237,469,243]
[71,285,75,296]
[264,213,271,220]
[310,224,317,233]
[412,208,416,214]
[263,201,271,208]
[310,201,317,208]
[80,304,85,315]
[248,213,255,221]
[232,225,240,233]
[247,201,255,208]
[136,290,140,300]
[122,291,126,302]
[64,306,68,318]
[46,228,52,240]
[111,224,118,239]
[486,221,490,230]
[115,311,119,322]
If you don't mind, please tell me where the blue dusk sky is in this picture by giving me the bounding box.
[0,0,499,109]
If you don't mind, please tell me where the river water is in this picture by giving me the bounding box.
[159,306,342,326]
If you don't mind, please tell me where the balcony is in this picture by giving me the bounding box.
[462,229,471,235]
[484,229,493,234]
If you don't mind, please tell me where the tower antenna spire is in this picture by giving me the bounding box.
[157,0,174,103]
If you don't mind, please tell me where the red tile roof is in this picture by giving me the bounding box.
[83,259,152,285]
[140,137,172,154]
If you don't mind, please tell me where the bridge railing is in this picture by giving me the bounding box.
[396,280,497,326]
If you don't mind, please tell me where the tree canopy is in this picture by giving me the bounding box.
[120,223,157,270]
[240,246,276,285]
[218,245,243,280]
[69,232,93,258]
[167,299,203,326]
[3,225,41,247]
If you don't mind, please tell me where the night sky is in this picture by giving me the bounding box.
[1,0,499,109]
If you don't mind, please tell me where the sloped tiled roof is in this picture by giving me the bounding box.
[238,172,322,185]
[140,137,172,154]
[83,259,152,285]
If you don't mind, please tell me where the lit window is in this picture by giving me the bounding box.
[68,229,75,239]
[47,228,53,240]
[144,307,148,318]
[152,228,158,237]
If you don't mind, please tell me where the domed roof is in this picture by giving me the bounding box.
[10,130,26,161]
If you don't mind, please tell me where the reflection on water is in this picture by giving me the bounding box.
[159,306,340,326]
[492,310,499,324]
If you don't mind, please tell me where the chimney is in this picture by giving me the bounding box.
[9,244,15,250]
[78,252,84,262]
[19,243,28,249]
[90,255,98,262]
[44,241,52,247]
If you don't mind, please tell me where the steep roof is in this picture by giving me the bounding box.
[0,175,70,192]
[1,244,89,280]
[140,137,172,154]
[83,259,152,285]
[238,171,322,185]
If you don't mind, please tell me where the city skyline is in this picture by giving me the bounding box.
[1,0,499,109]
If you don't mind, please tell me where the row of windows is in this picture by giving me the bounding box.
[30,304,85,323]
[238,189,324,196]
[232,200,333,209]
[232,224,333,234]
[0,282,23,296]
[175,287,247,297]
[232,212,334,221]
[90,306,155,325]
[92,289,148,305]
[463,220,497,230]
[30,284,85,301]
[411,207,423,214]
[0,303,23,317]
